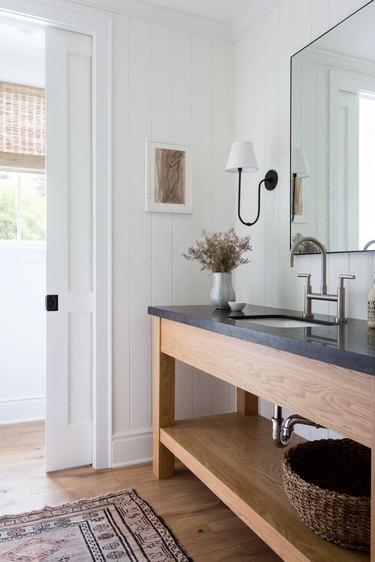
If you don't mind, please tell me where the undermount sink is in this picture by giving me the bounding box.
[231,315,337,329]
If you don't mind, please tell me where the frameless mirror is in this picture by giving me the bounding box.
[290,0,375,253]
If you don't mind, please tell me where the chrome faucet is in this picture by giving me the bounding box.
[363,239,375,250]
[289,236,355,324]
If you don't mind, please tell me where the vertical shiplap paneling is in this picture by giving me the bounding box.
[350,0,372,12]
[263,7,281,309]
[112,14,131,435]
[211,38,232,232]
[150,24,173,308]
[327,252,350,316]
[171,30,192,308]
[171,29,194,420]
[190,34,216,418]
[293,0,311,53]
[191,34,212,306]
[234,32,255,304]
[311,0,330,40]
[279,0,299,311]
[128,18,153,431]
[329,0,351,26]
[112,16,234,461]
[249,19,266,306]
[211,37,234,415]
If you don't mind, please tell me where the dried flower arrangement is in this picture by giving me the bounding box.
[183,228,252,273]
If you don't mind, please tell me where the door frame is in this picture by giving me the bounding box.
[0,0,112,469]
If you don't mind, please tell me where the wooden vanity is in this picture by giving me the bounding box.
[149,305,375,562]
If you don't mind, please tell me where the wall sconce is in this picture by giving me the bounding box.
[226,141,278,227]
[291,148,310,222]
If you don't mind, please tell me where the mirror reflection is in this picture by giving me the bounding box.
[291,0,375,253]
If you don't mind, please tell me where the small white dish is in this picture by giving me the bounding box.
[228,302,246,312]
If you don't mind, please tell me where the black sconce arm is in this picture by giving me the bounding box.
[237,168,278,227]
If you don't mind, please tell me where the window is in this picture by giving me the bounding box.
[0,81,45,242]
[0,170,45,240]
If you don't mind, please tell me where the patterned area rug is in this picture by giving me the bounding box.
[0,489,191,561]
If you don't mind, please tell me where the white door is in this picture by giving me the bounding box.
[45,27,93,472]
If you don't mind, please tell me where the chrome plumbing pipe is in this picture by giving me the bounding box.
[272,404,324,447]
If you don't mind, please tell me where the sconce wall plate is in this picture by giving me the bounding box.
[264,170,278,191]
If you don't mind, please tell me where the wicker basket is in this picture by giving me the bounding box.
[282,438,371,551]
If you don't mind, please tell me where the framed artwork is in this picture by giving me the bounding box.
[145,139,192,213]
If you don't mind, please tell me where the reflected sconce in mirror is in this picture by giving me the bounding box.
[291,148,310,222]
[226,141,278,227]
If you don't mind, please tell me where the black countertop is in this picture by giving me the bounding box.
[148,304,375,376]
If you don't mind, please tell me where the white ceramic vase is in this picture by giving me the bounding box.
[210,272,235,309]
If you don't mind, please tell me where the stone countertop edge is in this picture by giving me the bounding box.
[148,304,375,377]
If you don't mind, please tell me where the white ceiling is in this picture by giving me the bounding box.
[132,0,253,25]
[0,0,280,46]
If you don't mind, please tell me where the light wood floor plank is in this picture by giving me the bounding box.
[0,421,280,561]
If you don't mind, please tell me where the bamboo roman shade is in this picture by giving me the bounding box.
[0,81,45,172]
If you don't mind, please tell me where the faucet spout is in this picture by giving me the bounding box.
[289,236,327,294]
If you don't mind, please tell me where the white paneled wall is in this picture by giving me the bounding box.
[7,0,373,464]
[235,0,375,439]
[112,17,235,465]
[235,0,375,315]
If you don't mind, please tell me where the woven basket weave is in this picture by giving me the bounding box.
[282,438,371,551]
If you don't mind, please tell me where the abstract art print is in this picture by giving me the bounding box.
[145,140,192,213]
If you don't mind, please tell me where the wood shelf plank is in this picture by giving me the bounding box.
[161,413,368,562]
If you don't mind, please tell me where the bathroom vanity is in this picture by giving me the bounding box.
[148,304,375,562]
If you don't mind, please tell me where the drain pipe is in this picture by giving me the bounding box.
[272,404,324,447]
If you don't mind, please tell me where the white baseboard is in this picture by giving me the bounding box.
[0,395,45,425]
[112,427,152,467]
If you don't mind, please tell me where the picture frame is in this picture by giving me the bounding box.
[145,139,192,213]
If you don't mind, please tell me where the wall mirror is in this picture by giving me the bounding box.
[290,0,375,253]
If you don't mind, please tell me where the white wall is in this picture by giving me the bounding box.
[111,17,235,464]
[0,245,46,423]
[234,0,375,440]
[5,0,373,461]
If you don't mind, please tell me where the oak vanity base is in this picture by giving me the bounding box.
[152,316,373,562]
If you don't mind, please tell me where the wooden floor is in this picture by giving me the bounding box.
[0,421,281,561]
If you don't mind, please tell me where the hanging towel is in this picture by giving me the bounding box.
[294,176,303,216]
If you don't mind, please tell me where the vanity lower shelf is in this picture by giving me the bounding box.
[160,413,368,562]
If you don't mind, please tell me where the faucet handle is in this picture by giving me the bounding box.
[336,275,355,324]
[297,273,311,285]
[338,274,355,288]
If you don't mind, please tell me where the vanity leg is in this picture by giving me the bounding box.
[152,317,175,479]
[237,388,258,415]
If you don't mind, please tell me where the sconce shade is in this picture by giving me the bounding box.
[292,148,310,178]
[226,141,259,173]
